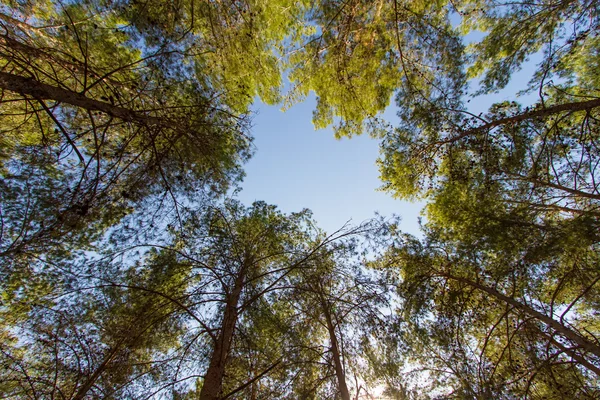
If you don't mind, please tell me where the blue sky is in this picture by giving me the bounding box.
[236,50,541,236]
[237,94,424,235]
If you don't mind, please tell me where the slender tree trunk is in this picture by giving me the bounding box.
[72,349,118,400]
[539,331,600,377]
[320,296,351,400]
[250,381,257,400]
[472,98,600,132]
[508,172,600,201]
[0,71,164,126]
[437,97,600,146]
[440,272,600,359]
[200,263,248,400]
[72,337,126,400]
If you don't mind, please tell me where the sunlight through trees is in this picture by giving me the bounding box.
[1,0,599,398]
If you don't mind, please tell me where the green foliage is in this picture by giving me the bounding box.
[2,0,600,399]
[123,0,311,111]
[378,225,600,398]
[460,0,598,93]
[0,0,256,271]
[378,0,600,217]
[287,0,465,138]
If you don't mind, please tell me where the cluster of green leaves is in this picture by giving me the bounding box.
[2,0,600,398]
[287,0,464,138]
[2,199,388,399]
[283,0,600,397]
[0,0,255,271]
[363,1,600,397]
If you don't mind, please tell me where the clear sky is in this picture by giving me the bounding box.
[236,94,425,236]
[236,51,541,236]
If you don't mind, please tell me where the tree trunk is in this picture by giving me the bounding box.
[200,263,248,400]
[440,272,600,359]
[0,71,164,126]
[72,343,122,400]
[538,331,600,377]
[508,172,600,201]
[471,98,600,133]
[320,296,351,400]
[438,97,600,145]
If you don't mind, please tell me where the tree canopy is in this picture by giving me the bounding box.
[1,0,599,398]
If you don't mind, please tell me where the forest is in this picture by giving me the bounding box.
[0,0,599,398]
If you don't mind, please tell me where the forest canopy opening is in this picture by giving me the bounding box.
[1,0,599,398]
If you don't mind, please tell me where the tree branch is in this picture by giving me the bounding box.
[0,71,164,126]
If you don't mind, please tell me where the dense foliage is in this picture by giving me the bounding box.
[1,0,599,398]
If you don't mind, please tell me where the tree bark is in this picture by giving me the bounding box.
[440,272,600,359]
[0,71,164,126]
[72,344,121,400]
[200,262,248,400]
[538,331,600,377]
[472,98,600,132]
[221,360,281,399]
[320,295,351,400]
[438,98,600,145]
